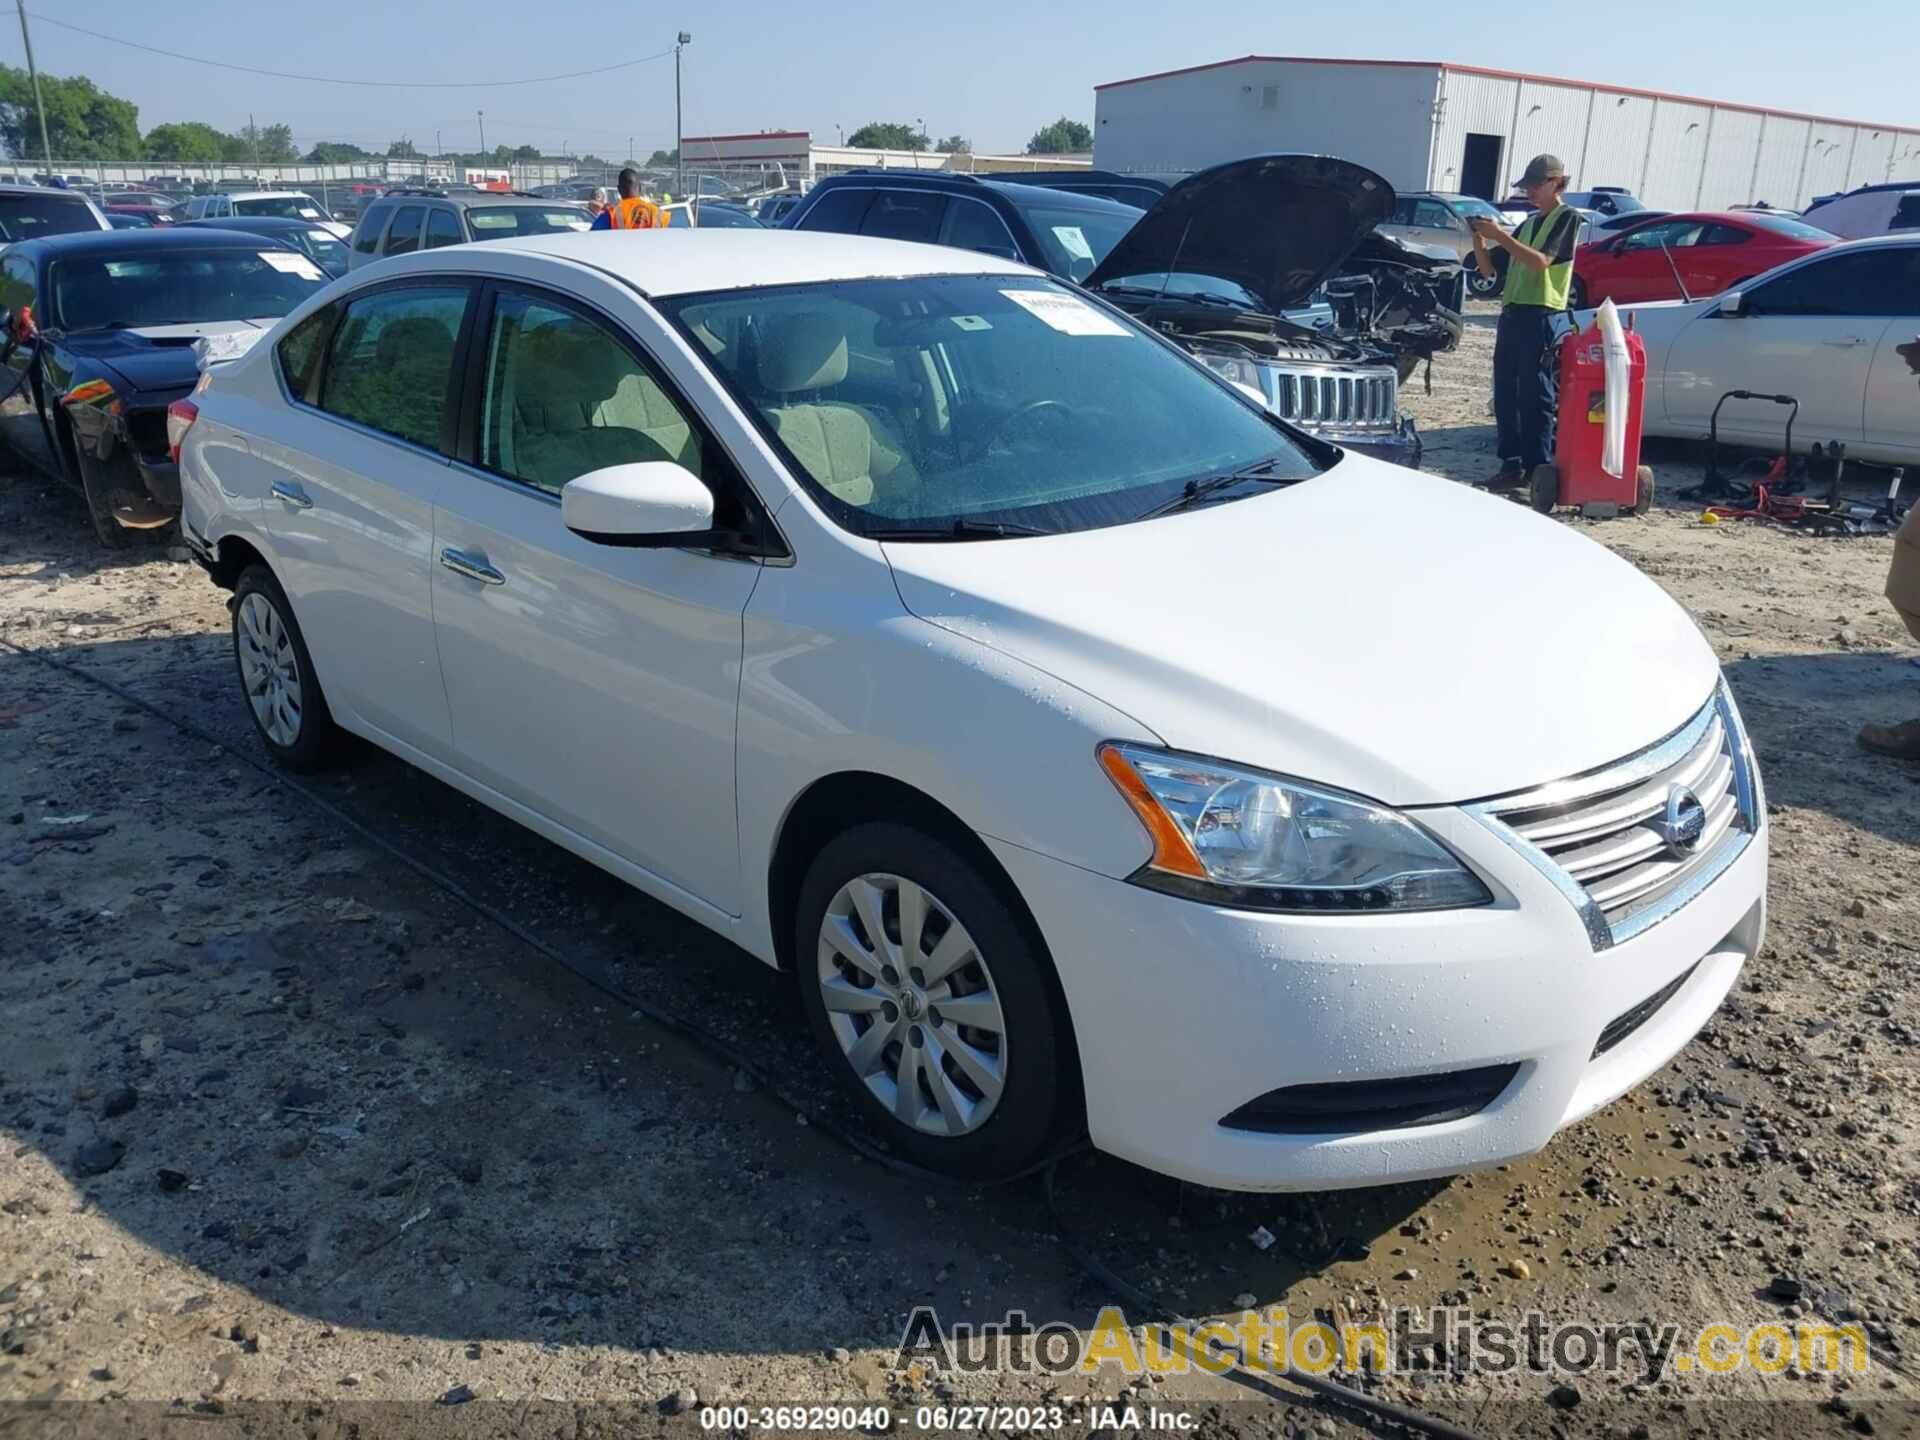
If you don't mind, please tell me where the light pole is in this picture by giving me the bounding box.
[12,0,52,174]
[674,31,691,198]
[916,116,926,156]
[477,109,486,161]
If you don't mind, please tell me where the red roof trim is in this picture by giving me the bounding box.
[1094,55,1920,135]
[680,130,810,144]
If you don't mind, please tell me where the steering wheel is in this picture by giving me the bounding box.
[971,399,1076,460]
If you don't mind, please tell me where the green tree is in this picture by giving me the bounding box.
[646,147,677,168]
[512,143,541,161]
[387,137,419,159]
[305,140,370,164]
[1025,117,1092,155]
[0,64,142,160]
[846,122,926,152]
[143,121,227,164]
[936,134,970,154]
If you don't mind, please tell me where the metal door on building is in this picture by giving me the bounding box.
[1461,134,1505,201]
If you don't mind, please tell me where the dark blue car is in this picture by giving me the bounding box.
[178,214,353,277]
[0,228,330,545]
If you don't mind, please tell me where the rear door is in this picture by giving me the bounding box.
[256,280,474,755]
[1860,247,1920,463]
[428,278,765,913]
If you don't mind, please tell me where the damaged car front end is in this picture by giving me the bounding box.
[1083,155,1463,469]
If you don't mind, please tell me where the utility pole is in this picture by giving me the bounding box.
[249,112,260,172]
[674,31,691,198]
[477,109,486,159]
[13,0,52,175]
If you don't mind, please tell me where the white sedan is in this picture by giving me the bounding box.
[1619,233,1920,466]
[173,231,1767,1190]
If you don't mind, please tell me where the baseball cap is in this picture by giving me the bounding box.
[1513,154,1568,187]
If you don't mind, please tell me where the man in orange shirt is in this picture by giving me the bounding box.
[591,168,663,231]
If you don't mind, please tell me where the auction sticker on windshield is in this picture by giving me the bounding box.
[258,251,324,281]
[1001,289,1129,337]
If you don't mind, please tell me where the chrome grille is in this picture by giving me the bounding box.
[1268,364,1398,433]
[1468,688,1758,949]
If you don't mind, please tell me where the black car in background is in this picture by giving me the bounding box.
[0,228,330,545]
[180,215,353,277]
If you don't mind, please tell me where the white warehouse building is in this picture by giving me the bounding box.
[1092,56,1920,212]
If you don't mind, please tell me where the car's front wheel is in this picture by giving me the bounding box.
[795,822,1066,1178]
[232,564,340,771]
[1569,275,1589,310]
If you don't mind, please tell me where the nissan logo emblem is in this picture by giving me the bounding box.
[1655,784,1708,860]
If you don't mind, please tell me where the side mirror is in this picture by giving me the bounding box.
[1718,290,1746,317]
[562,461,715,547]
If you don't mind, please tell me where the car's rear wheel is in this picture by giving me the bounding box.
[1569,275,1589,310]
[1634,464,1656,516]
[795,822,1064,1179]
[232,564,339,771]
[1529,463,1559,514]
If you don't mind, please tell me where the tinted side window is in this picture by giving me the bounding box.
[1891,195,1920,232]
[353,205,390,254]
[318,286,467,449]
[424,208,463,249]
[795,188,874,234]
[940,198,1022,261]
[276,303,336,402]
[385,206,425,256]
[1700,224,1751,246]
[0,253,37,317]
[1747,249,1920,318]
[478,291,709,496]
[860,191,947,244]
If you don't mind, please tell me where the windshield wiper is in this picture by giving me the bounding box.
[869,517,1054,542]
[1137,458,1302,520]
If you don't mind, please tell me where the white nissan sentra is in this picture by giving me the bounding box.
[175,231,1767,1190]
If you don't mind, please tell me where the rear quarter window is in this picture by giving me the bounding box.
[276,302,336,402]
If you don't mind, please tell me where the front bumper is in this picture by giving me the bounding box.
[989,803,1767,1192]
[1328,415,1422,470]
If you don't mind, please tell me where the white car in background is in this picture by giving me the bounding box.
[1617,234,1920,465]
[182,190,352,240]
[173,232,1766,1190]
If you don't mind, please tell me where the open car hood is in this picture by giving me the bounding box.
[1084,154,1394,315]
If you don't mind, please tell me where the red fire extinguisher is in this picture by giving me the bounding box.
[1533,316,1654,517]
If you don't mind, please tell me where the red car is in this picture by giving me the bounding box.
[103,192,181,226]
[1571,210,1836,307]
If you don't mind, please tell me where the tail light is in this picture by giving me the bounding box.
[166,399,199,464]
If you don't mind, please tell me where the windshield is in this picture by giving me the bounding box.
[659,275,1321,539]
[1745,212,1838,243]
[1446,196,1502,223]
[52,249,329,332]
[237,195,332,222]
[466,205,591,237]
[303,228,352,274]
[1016,203,1140,282]
[0,194,100,242]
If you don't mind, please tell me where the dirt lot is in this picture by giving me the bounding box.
[2,305,1918,1439]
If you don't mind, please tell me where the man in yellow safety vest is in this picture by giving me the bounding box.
[591,168,663,231]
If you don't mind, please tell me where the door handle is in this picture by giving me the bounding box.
[270,480,313,508]
[1820,336,1865,347]
[439,547,505,586]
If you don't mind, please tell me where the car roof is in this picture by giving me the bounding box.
[14,228,289,258]
[370,229,1035,296]
[221,190,318,200]
[0,183,92,199]
[817,169,1140,215]
[377,192,582,209]
[180,215,321,231]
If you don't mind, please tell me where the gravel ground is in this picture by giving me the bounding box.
[2,303,1917,1438]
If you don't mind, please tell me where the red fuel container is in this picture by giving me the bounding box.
[1534,318,1653,516]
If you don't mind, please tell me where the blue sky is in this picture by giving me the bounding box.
[22,0,1920,159]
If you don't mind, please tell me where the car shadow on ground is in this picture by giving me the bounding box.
[1726,650,1920,849]
[2,629,1446,1366]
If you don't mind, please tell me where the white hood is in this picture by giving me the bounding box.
[884,456,1718,807]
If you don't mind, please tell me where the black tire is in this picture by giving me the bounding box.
[1528,463,1559,514]
[1569,276,1589,311]
[1634,464,1655,516]
[1467,254,1504,299]
[794,822,1065,1179]
[75,447,130,549]
[231,564,340,772]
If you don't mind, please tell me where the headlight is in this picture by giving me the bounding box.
[1192,350,1261,390]
[1097,743,1492,913]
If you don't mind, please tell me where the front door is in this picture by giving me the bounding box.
[0,254,56,477]
[1860,248,1920,463]
[1664,248,1905,448]
[429,284,763,914]
[258,282,472,754]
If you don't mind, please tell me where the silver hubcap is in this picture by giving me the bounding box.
[236,593,303,748]
[816,872,1007,1137]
